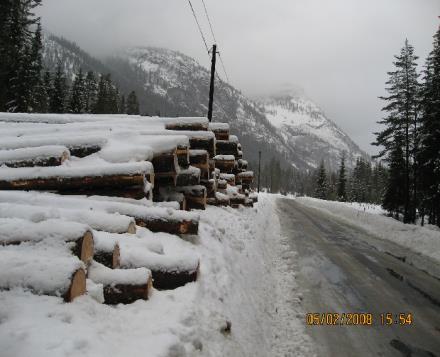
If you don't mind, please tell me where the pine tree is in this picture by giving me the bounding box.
[419,24,440,226]
[0,0,42,112]
[84,71,97,113]
[373,40,420,223]
[382,141,406,218]
[50,64,68,113]
[314,161,328,200]
[126,91,140,115]
[69,68,86,113]
[337,153,347,201]
[119,94,126,114]
[33,70,51,113]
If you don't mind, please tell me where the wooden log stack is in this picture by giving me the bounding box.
[0,113,256,305]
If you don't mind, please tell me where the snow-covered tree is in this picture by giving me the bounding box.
[337,153,347,201]
[50,64,68,113]
[69,69,86,113]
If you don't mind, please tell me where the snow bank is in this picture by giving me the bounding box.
[296,197,440,272]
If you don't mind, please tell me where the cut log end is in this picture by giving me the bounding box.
[113,244,121,268]
[80,231,94,264]
[64,268,86,302]
[103,275,153,305]
[127,222,137,234]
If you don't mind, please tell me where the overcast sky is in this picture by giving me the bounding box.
[37,0,439,153]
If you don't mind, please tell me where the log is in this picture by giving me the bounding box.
[250,192,259,203]
[0,162,153,193]
[0,202,137,234]
[165,121,208,132]
[0,245,86,302]
[152,149,178,174]
[214,155,235,173]
[208,192,230,206]
[175,185,207,210]
[237,171,254,185]
[0,191,200,236]
[176,145,190,168]
[88,262,152,305]
[217,179,227,190]
[176,166,201,186]
[154,188,187,211]
[0,218,94,264]
[244,198,254,207]
[189,150,210,179]
[94,242,121,269]
[201,178,217,198]
[237,159,248,170]
[0,146,70,168]
[209,123,230,141]
[216,140,238,156]
[189,136,216,157]
[119,247,200,290]
[219,173,236,186]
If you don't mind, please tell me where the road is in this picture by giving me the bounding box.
[276,198,440,357]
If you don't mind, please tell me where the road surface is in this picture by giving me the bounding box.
[276,198,440,357]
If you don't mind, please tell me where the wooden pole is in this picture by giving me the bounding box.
[258,150,261,193]
[208,44,217,122]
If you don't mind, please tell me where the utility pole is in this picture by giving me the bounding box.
[258,150,261,193]
[208,44,217,122]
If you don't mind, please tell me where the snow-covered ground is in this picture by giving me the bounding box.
[0,195,312,357]
[296,197,440,278]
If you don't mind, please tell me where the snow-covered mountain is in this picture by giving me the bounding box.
[262,93,367,169]
[42,35,368,171]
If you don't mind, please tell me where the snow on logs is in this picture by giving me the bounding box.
[0,191,199,236]
[88,262,153,305]
[214,155,235,173]
[209,122,230,140]
[175,185,207,210]
[0,203,137,234]
[0,218,94,264]
[189,150,210,179]
[0,145,70,168]
[0,162,153,198]
[0,244,86,302]
[94,230,199,290]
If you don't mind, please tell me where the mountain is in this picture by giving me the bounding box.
[261,93,367,169]
[41,35,368,171]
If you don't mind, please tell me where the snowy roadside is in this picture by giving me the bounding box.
[295,197,440,279]
[0,194,311,357]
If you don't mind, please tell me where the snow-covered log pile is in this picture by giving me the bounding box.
[0,113,254,304]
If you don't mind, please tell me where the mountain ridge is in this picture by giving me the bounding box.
[41,34,368,171]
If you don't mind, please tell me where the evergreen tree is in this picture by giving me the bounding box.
[93,74,119,114]
[84,71,97,113]
[69,68,86,113]
[373,40,420,222]
[126,91,140,115]
[119,94,126,114]
[33,70,51,113]
[314,161,328,199]
[419,24,440,226]
[382,142,406,218]
[0,0,42,112]
[337,153,347,201]
[50,64,68,113]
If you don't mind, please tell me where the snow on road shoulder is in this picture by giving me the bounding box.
[296,197,440,278]
[0,195,309,357]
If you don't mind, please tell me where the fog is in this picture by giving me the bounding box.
[37,0,440,153]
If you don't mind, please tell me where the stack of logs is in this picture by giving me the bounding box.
[0,115,256,305]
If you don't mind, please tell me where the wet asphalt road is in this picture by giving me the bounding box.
[276,198,440,357]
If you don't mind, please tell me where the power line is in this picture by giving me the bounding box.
[200,0,230,83]
[187,0,210,55]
